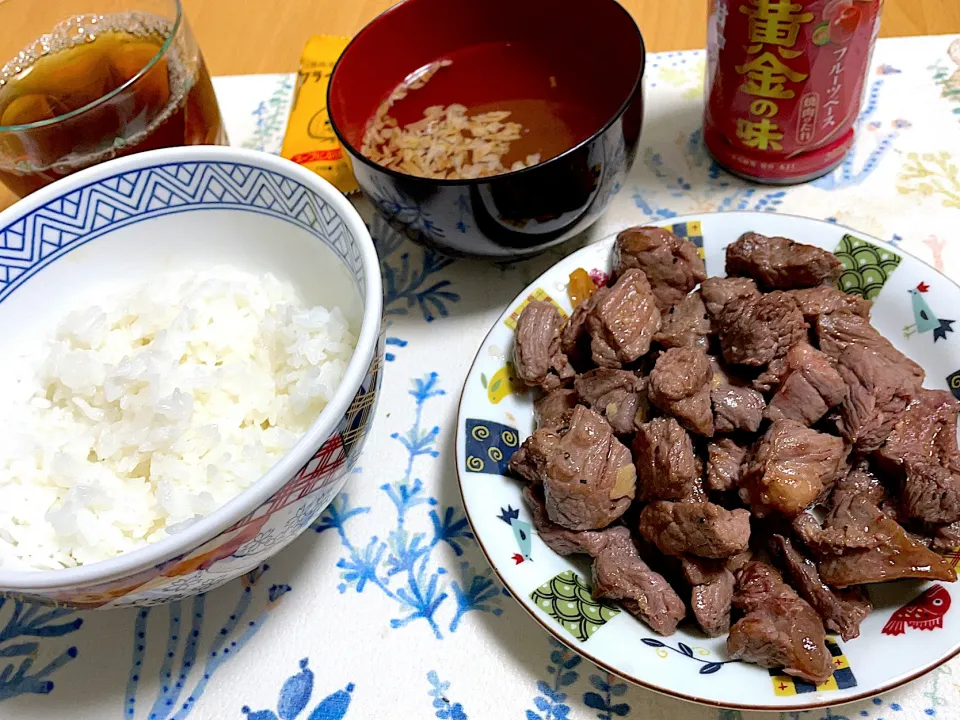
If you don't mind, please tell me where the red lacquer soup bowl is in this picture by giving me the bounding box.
[328,0,645,260]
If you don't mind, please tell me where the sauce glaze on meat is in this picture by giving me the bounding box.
[508,227,958,681]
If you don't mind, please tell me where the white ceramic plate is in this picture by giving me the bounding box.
[455,211,960,710]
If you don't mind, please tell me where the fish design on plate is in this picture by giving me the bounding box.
[882,584,952,636]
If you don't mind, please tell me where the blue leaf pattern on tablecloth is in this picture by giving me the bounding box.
[0,599,82,701]
[241,76,295,154]
[812,78,899,190]
[376,216,460,324]
[123,564,286,719]
[583,673,631,719]
[632,129,786,217]
[526,640,581,720]
[716,711,742,720]
[450,562,504,632]
[372,214,460,363]
[426,671,468,720]
[278,659,313,719]
[431,507,474,557]
[313,373,504,638]
[241,658,353,720]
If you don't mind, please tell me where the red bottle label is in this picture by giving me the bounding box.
[704,0,883,183]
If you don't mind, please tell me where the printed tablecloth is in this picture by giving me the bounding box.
[2,34,960,720]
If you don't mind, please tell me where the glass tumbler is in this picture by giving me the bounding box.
[0,0,226,198]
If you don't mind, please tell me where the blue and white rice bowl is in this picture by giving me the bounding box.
[0,146,383,608]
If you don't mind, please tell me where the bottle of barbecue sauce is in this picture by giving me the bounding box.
[703,0,883,184]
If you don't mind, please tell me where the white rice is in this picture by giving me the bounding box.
[0,266,358,570]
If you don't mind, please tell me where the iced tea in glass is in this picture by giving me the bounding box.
[0,0,226,198]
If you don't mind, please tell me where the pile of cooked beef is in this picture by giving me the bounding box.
[508,226,960,683]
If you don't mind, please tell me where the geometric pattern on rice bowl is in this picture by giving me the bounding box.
[0,161,366,303]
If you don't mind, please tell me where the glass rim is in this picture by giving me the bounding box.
[0,0,183,133]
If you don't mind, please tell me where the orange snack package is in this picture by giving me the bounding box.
[281,35,358,195]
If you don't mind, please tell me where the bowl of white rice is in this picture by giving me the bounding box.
[0,146,383,608]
